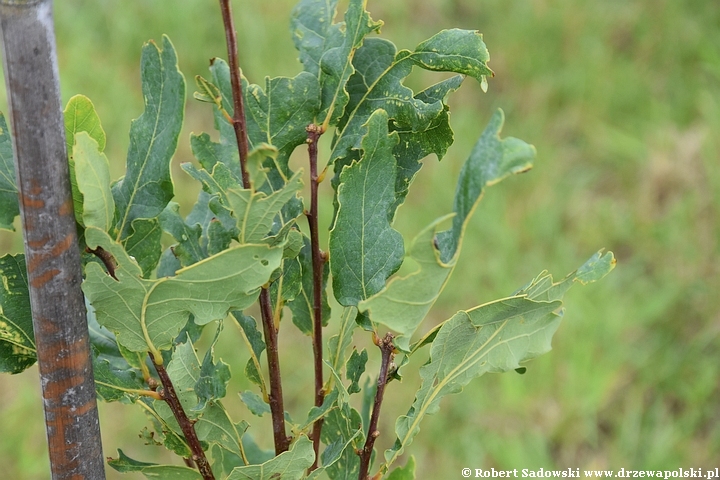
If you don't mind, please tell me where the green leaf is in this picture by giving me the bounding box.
[329,109,404,306]
[73,132,115,232]
[326,306,358,390]
[190,131,241,186]
[386,456,416,480]
[231,312,267,394]
[91,347,146,403]
[361,111,536,343]
[412,29,492,81]
[64,94,107,153]
[194,323,231,410]
[390,75,464,215]
[330,30,491,167]
[113,35,185,240]
[384,297,561,469]
[517,250,617,302]
[359,216,453,345]
[0,113,19,231]
[155,339,202,418]
[227,171,303,244]
[64,95,107,227]
[82,227,282,358]
[435,109,535,262]
[195,405,247,460]
[152,338,245,458]
[383,254,616,471]
[321,407,364,480]
[0,254,35,373]
[160,202,205,267]
[293,0,381,126]
[108,449,203,479]
[124,217,163,278]
[239,390,271,417]
[346,348,367,394]
[227,435,315,480]
[243,72,321,152]
[290,0,339,75]
[287,234,331,335]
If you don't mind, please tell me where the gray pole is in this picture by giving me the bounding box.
[0,1,105,478]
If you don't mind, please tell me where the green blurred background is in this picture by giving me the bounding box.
[1,0,719,477]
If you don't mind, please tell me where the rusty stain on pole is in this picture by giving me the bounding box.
[0,0,105,478]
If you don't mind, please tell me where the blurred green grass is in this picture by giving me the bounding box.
[1,0,719,477]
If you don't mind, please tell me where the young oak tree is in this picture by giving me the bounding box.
[0,0,615,479]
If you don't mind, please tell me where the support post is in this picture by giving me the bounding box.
[0,1,106,478]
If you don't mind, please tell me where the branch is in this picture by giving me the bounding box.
[304,124,327,470]
[218,0,290,455]
[358,333,395,480]
[259,288,291,453]
[219,0,250,188]
[152,354,215,480]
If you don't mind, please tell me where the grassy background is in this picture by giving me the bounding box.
[1,0,719,477]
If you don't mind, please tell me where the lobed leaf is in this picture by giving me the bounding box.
[330,30,491,170]
[358,216,454,348]
[435,109,536,262]
[293,0,382,127]
[329,109,404,306]
[113,35,185,240]
[124,217,163,278]
[287,234,331,335]
[108,450,203,479]
[231,312,267,394]
[227,171,303,244]
[0,254,35,374]
[227,435,314,480]
[152,338,245,459]
[386,456,416,480]
[0,113,18,231]
[390,75,464,215]
[383,253,616,471]
[82,227,282,358]
[159,202,205,267]
[240,390,271,417]
[290,0,340,76]
[194,323,231,411]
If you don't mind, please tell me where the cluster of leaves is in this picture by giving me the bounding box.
[0,0,615,479]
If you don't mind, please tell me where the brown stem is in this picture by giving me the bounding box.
[259,288,291,454]
[306,125,325,472]
[219,0,289,455]
[152,355,215,480]
[218,0,250,188]
[305,124,326,471]
[358,333,395,480]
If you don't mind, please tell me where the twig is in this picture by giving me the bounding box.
[259,288,291,453]
[305,124,326,471]
[358,333,395,480]
[152,354,215,480]
[219,0,250,188]
[218,0,290,454]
